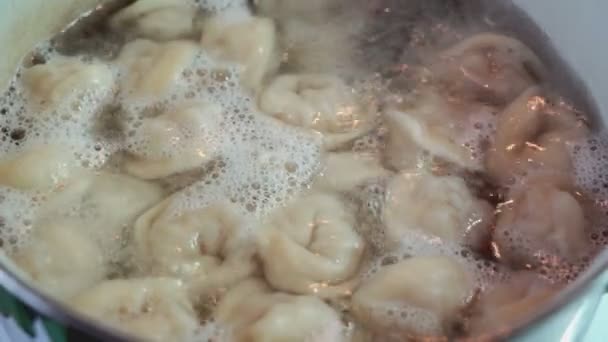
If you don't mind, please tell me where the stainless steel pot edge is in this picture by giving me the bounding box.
[508,250,608,341]
[0,258,135,341]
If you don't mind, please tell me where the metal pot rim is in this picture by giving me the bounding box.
[2,249,607,341]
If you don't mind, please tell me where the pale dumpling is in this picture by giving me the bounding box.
[21,56,114,112]
[201,13,277,90]
[124,102,223,179]
[257,192,365,297]
[278,16,363,75]
[253,0,343,18]
[352,256,473,337]
[216,279,345,342]
[383,171,493,249]
[14,221,105,299]
[0,145,79,191]
[486,86,588,185]
[431,33,546,105]
[39,171,164,257]
[493,180,589,265]
[468,272,558,336]
[110,0,198,41]
[133,198,256,295]
[384,89,493,171]
[259,73,376,150]
[116,39,198,100]
[71,278,199,342]
[312,152,389,193]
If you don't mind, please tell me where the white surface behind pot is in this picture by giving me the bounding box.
[514,0,608,117]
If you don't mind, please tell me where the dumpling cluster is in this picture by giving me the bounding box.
[383,33,548,172]
[3,0,599,340]
[12,169,162,299]
[382,31,592,273]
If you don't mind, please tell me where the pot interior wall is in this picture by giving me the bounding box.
[0,0,100,88]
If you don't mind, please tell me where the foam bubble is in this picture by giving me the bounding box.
[0,187,40,254]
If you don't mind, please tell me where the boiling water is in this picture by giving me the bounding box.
[0,0,606,340]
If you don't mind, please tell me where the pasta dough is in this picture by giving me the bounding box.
[486,87,588,185]
[431,33,546,105]
[216,279,344,342]
[383,171,493,248]
[201,13,277,90]
[0,145,79,191]
[493,180,589,265]
[312,152,389,192]
[352,256,473,336]
[71,278,199,342]
[124,102,223,179]
[133,198,256,295]
[14,221,105,299]
[21,56,114,112]
[116,39,198,100]
[259,74,376,149]
[257,192,365,297]
[384,89,492,171]
[110,0,198,41]
[468,272,558,336]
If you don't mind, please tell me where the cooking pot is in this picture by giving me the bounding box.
[0,0,606,341]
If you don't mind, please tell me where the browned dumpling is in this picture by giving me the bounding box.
[468,272,559,337]
[486,86,588,185]
[493,179,589,266]
[352,256,474,337]
[430,33,546,105]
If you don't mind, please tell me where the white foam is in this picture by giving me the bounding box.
[0,187,40,254]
